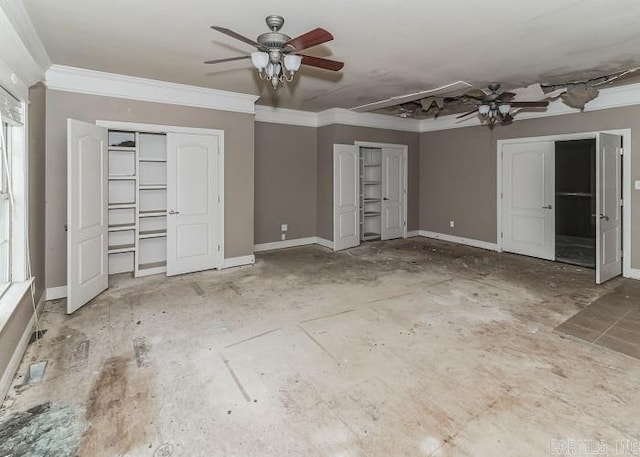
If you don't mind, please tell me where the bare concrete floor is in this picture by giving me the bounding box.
[2,238,640,457]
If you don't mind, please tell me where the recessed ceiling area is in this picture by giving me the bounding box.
[23,0,640,111]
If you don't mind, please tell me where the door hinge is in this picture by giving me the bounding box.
[500,192,503,199]
[217,244,221,252]
[620,199,624,207]
[501,232,503,238]
[218,196,220,203]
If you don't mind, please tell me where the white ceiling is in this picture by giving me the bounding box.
[23,0,640,111]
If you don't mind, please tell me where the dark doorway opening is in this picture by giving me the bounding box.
[555,139,596,268]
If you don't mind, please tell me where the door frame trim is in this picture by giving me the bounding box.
[97,120,225,267]
[354,141,409,239]
[496,129,631,278]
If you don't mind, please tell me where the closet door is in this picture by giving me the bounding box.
[381,147,405,240]
[333,144,360,251]
[67,119,108,314]
[166,133,222,276]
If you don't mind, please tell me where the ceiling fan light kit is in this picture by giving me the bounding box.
[207,15,344,91]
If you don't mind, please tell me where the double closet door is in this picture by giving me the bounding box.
[333,143,406,251]
[501,133,622,284]
[67,119,222,313]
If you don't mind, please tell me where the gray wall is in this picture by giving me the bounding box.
[0,83,46,390]
[316,125,421,241]
[254,122,317,244]
[45,89,255,289]
[419,105,640,267]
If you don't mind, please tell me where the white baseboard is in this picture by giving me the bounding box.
[406,230,420,238]
[417,230,500,252]
[254,237,334,252]
[626,268,640,280]
[45,286,67,300]
[314,237,334,250]
[0,292,45,405]
[222,255,256,269]
[254,237,317,252]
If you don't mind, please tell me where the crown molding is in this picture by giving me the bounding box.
[0,0,50,95]
[45,65,260,114]
[317,108,421,132]
[255,105,318,127]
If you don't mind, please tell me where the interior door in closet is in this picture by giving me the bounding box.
[333,144,360,251]
[67,119,108,313]
[166,133,222,276]
[502,141,555,261]
[596,133,622,284]
[380,147,405,240]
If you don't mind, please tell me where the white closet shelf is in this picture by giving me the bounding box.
[109,146,136,152]
[139,184,167,190]
[139,157,167,162]
[109,202,136,209]
[363,232,381,240]
[108,175,137,180]
[364,198,381,203]
[139,260,166,270]
[137,261,167,277]
[364,181,381,185]
[108,223,136,232]
[364,164,382,167]
[139,209,167,218]
[363,211,381,217]
[108,243,135,254]
[139,229,167,239]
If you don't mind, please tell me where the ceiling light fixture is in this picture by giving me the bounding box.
[478,101,512,126]
[251,50,302,89]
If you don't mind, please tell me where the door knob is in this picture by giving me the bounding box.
[542,205,553,209]
[383,197,389,201]
[600,214,610,221]
[168,210,180,215]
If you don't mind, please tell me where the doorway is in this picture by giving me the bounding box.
[498,130,629,284]
[555,139,596,268]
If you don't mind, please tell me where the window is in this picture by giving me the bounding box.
[0,85,25,299]
[0,119,11,295]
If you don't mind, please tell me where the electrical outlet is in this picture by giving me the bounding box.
[449,220,455,228]
[281,224,288,232]
[281,233,286,241]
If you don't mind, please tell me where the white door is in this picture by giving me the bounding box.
[596,133,622,284]
[67,119,108,314]
[381,147,405,240]
[502,141,555,260]
[333,144,359,251]
[166,133,222,276]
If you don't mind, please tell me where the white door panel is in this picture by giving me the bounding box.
[67,119,108,314]
[502,141,555,260]
[596,133,622,284]
[381,147,405,240]
[333,144,359,251]
[167,133,221,275]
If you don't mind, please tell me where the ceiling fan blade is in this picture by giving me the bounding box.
[456,108,479,119]
[211,26,263,49]
[300,54,344,71]
[284,28,333,51]
[510,101,549,108]
[497,91,516,101]
[204,55,250,64]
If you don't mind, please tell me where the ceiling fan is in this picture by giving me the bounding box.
[205,15,344,90]
[457,83,549,126]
